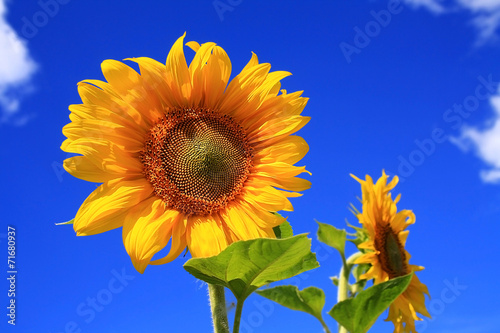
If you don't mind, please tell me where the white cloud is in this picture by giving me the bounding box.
[451,93,500,183]
[403,0,446,13]
[0,0,37,124]
[403,0,500,45]
[406,1,500,183]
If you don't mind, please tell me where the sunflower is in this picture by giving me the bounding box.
[351,171,430,333]
[61,33,310,273]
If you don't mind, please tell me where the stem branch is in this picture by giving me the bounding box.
[233,300,244,333]
[320,317,332,333]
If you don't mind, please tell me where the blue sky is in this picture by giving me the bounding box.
[1,0,500,332]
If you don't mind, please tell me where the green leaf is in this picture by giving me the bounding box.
[316,221,347,258]
[352,263,369,281]
[256,285,326,324]
[350,280,367,297]
[55,219,74,225]
[184,235,319,301]
[349,263,369,297]
[273,220,293,239]
[347,221,369,247]
[328,273,413,333]
[331,276,339,287]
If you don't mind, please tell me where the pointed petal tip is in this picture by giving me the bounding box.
[185,41,201,52]
[132,259,148,274]
[350,173,363,183]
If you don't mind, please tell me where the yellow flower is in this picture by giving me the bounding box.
[61,33,310,273]
[351,171,430,333]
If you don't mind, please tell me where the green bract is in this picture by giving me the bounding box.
[273,219,294,239]
[317,220,347,260]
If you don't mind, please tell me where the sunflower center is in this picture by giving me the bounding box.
[375,224,409,279]
[140,108,253,216]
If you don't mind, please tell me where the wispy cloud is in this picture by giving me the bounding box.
[451,91,500,183]
[0,0,37,125]
[403,0,500,45]
[404,0,446,13]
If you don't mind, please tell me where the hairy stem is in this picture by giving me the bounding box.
[208,284,230,333]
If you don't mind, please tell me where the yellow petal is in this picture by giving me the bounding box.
[122,197,180,273]
[67,102,135,133]
[204,46,232,108]
[404,275,431,318]
[248,115,311,143]
[188,41,216,106]
[126,57,179,109]
[186,215,229,257]
[254,135,309,165]
[102,59,164,125]
[243,181,295,211]
[354,252,378,265]
[61,138,143,175]
[240,51,259,73]
[246,90,307,132]
[219,204,270,240]
[398,230,410,247]
[74,178,153,236]
[63,156,127,183]
[150,215,188,266]
[232,71,291,122]
[237,199,285,229]
[186,41,201,52]
[62,118,144,152]
[253,174,311,192]
[255,162,311,178]
[101,60,142,98]
[220,63,271,116]
[165,33,191,105]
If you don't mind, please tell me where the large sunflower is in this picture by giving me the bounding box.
[351,171,430,333]
[61,33,310,273]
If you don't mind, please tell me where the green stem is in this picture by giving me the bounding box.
[233,300,244,333]
[319,317,332,333]
[208,284,230,333]
[337,252,363,333]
